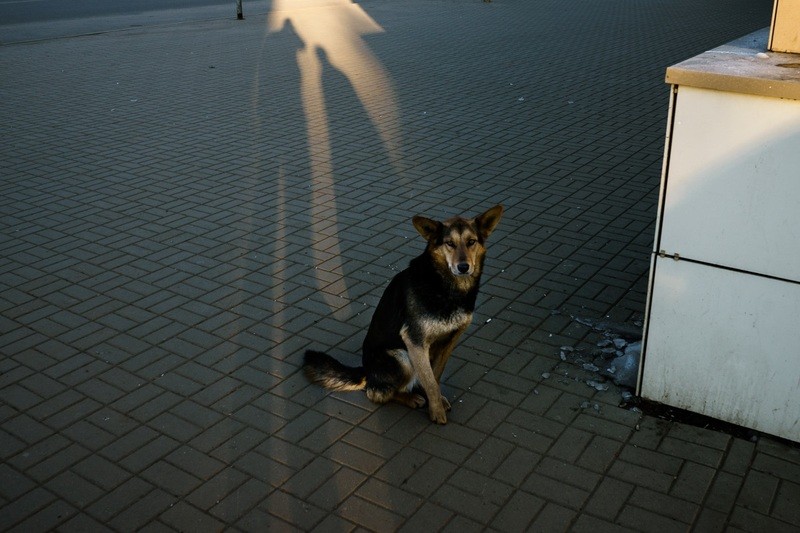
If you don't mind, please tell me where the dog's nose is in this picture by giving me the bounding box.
[457,263,470,274]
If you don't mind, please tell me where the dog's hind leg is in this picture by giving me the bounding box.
[363,348,420,407]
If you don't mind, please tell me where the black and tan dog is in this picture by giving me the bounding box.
[303,205,503,424]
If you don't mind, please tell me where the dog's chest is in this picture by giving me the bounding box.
[420,309,473,340]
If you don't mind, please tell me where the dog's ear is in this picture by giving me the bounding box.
[412,216,441,241]
[475,205,503,241]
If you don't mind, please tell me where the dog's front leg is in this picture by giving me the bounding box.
[410,346,448,424]
[431,327,467,382]
[402,336,447,424]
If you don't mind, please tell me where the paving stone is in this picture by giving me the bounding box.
[118,434,181,472]
[106,488,175,532]
[465,435,515,476]
[0,463,37,500]
[577,435,624,473]
[584,476,634,522]
[737,469,779,514]
[536,456,603,493]
[691,508,728,533]
[619,443,683,476]
[548,427,593,463]
[299,417,353,454]
[72,454,131,492]
[729,506,800,533]
[607,460,675,493]
[160,501,226,532]
[141,459,203,497]
[402,456,460,499]
[86,477,154,523]
[571,514,638,533]
[772,480,800,525]
[722,438,756,476]
[210,426,269,463]
[164,444,226,481]
[336,494,405,532]
[6,498,77,533]
[431,482,500,524]
[209,477,271,523]
[670,461,716,503]
[523,472,591,511]
[752,452,800,483]
[616,504,689,533]
[704,471,744,514]
[628,486,699,524]
[57,513,115,533]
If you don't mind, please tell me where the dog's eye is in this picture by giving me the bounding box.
[445,241,456,249]
[467,239,477,247]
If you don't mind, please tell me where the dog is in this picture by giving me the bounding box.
[303,205,503,424]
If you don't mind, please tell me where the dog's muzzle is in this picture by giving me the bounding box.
[456,263,471,275]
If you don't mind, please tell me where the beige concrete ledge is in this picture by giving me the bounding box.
[666,28,800,100]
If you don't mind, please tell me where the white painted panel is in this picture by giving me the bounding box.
[660,86,800,281]
[641,258,800,442]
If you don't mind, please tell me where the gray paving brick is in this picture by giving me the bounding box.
[336,494,405,532]
[629,486,699,524]
[737,468,780,515]
[209,477,271,523]
[86,477,153,523]
[160,501,225,532]
[466,435,515,476]
[57,513,115,533]
[210,426,268,463]
[324,440,386,475]
[584,476,634,522]
[773,480,800,526]
[607,460,675,493]
[659,436,727,469]
[752,452,800,483]
[308,468,370,511]
[536,457,602,493]
[729,506,800,533]
[299,417,353,454]
[549,427,593,463]
[616,504,689,533]
[577,435,624,474]
[619,443,683,476]
[523,472,591,510]
[7,498,77,533]
[47,470,106,509]
[692,508,729,533]
[106,488,175,532]
[399,501,453,533]
[263,489,326,530]
[670,461,716,503]
[722,438,756,476]
[705,471,744,515]
[119,434,181,472]
[341,426,403,460]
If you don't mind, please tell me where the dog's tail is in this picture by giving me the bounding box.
[303,350,367,392]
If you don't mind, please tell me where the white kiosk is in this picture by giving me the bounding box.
[639,2,800,442]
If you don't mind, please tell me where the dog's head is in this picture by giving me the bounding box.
[412,205,503,279]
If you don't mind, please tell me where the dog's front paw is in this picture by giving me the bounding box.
[428,406,447,424]
[428,396,448,424]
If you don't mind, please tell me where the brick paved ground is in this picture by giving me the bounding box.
[2,0,799,531]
